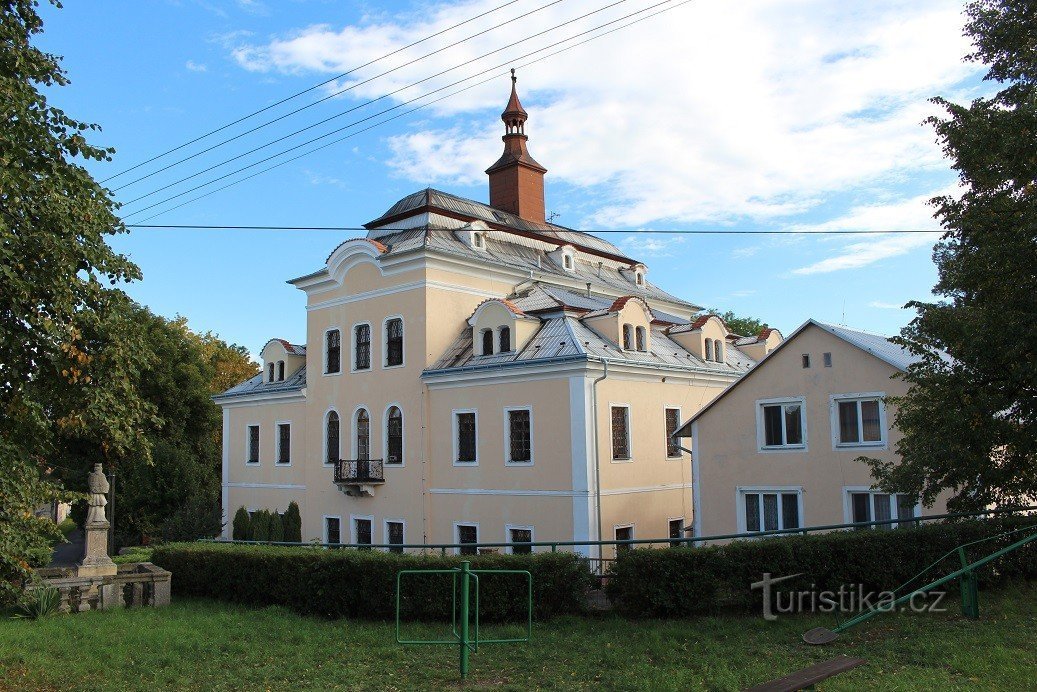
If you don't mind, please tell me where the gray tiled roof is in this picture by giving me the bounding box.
[214,364,306,401]
[812,321,938,372]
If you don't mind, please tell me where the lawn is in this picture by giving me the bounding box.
[1,583,1035,690]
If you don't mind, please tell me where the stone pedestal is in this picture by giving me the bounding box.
[76,520,117,578]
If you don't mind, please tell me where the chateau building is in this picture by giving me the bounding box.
[214,74,782,560]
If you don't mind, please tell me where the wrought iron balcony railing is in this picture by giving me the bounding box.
[333,458,385,485]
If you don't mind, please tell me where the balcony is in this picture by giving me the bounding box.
[333,459,384,497]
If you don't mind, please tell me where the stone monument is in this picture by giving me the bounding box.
[77,463,117,578]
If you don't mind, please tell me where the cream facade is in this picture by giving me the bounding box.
[680,320,949,539]
[214,76,779,560]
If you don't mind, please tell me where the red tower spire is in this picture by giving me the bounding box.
[486,69,547,223]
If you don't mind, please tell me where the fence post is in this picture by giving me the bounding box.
[459,560,471,679]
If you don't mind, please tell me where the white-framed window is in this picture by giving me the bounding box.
[352,514,374,547]
[453,409,478,465]
[831,394,886,448]
[845,488,918,529]
[504,406,533,465]
[385,405,403,466]
[385,519,405,553]
[562,253,574,271]
[323,515,342,545]
[473,232,486,250]
[714,341,723,362]
[668,518,685,547]
[505,524,534,555]
[635,326,647,352]
[267,362,275,382]
[635,270,644,286]
[277,360,285,381]
[756,397,807,451]
[454,522,479,555]
[275,421,291,465]
[498,326,512,353]
[622,324,633,351]
[324,327,342,375]
[614,524,634,554]
[664,407,682,458]
[704,338,713,361]
[246,424,260,464]
[324,410,340,466]
[352,322,372,371]
[480,328,494,356]
[610,404,631,461]
[384,316,404,368]
[737,487,803,533]
[354,408,370,460]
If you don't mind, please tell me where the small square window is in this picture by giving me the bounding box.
[457,524,478,555]
[802,354,811,368]
[668,518,685,547]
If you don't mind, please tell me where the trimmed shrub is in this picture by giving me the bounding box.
[283,502,302,543]
[232,507,250,541]
[605,517,1037,617]
[269,513,284,543]
[249,510,271,542]
[151,542,593,621]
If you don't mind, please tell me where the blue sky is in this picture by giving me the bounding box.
[36,0,984,355]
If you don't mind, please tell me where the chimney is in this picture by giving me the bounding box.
[486,69,547,224]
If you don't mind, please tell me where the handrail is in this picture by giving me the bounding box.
[203,505,1037,552]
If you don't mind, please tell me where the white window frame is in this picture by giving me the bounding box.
[610,403,633,462]
[452,408,479,466]
[668,516,686,546]
[830,393,888,450]
[503,405,534,466]
[755,397,808,452]
[322,515,342,545]
[735,486,805,534]
[274,420,292,466]
[383,518,406,551]
[382,314,405,369]
[453,522,480,556]
[351,320,372,372]
[497,325,513,353]
[245,423,260,465]
[504,524,535,555]
[663,406,683,460]
[323,408,340,467]
[323,326,342,377]
[350,513,375,545]
[383,403,405,468]
[613,523,635,557]
[351,406,371,460]
[842,486,921,529]
[478,328,494,356]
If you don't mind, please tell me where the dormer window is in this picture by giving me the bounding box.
[635,326,647,352]
[705,338,713,361]
[622,324,634,351]
[714,341,723,363]
[481,328,494,356]
[635,271,644,286]
[277,360,285,381]
[267,362,275,382]
[473,233,485,250]
[563,255,573,270]
[499,326,512,353]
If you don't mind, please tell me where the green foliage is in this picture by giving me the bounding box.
[249,511,271,542]
[112,547,153,565]
[869,0,1037,510]
[605,517,1037,617]
[13,583,61,620]
[268,513,284,543]
[282,502,302,543]
[159,491,223,542]
[151,542,593,620]
[707,309,769,338]
[232,507,251,541]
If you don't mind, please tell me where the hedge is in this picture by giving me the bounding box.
[151,542,593,621]
[605,517,1037,617]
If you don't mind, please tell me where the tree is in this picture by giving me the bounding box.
[0,1,154,603]
[865,0,1037,512]
[269,512,284,543]
[708,309,769,338]
[232,507,251,541]
[159,490,223,542]
[283,502,302,543]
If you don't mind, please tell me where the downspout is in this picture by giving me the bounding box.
[590,359,608,571]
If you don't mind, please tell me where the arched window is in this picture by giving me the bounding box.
[386,407,403,465]
[622,324,633,350]
[385,318,404,367]
[481,328,494,356]
[714,341,723,363]
[355,409,370,460]
[277,360,285,381]
[354,324,371,370]
[499,326,512,353]
[563,255,573,270]
[267,362,275,382]
[635,272,644,286]
[705,338,713,361]
[635,326,646,352]
[326,411,340,465]
[325,329,341,374]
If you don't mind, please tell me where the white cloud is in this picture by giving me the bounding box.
[226,1,978,226]
[731,289,757,298]
[185,60,208,72]
[617,233,685,257]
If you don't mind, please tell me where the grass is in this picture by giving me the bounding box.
[1,584,1035,690]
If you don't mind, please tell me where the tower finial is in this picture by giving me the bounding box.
[511,67,516,84]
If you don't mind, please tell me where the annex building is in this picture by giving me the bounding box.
[214,74,782,560]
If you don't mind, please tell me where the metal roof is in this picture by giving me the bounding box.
[214,364,306,401]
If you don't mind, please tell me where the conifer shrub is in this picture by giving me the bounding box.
[269,512,284,543]
[232,507,250,541]
[282,502,302,543]
[249,510,271,542]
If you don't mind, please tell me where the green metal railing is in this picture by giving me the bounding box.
[395,561,532,679]
[209,505,1037,555]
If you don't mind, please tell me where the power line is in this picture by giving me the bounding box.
[100,0,523,184]
[117,0,629,203]
[125,224,943,235]
[122,0,677,220]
